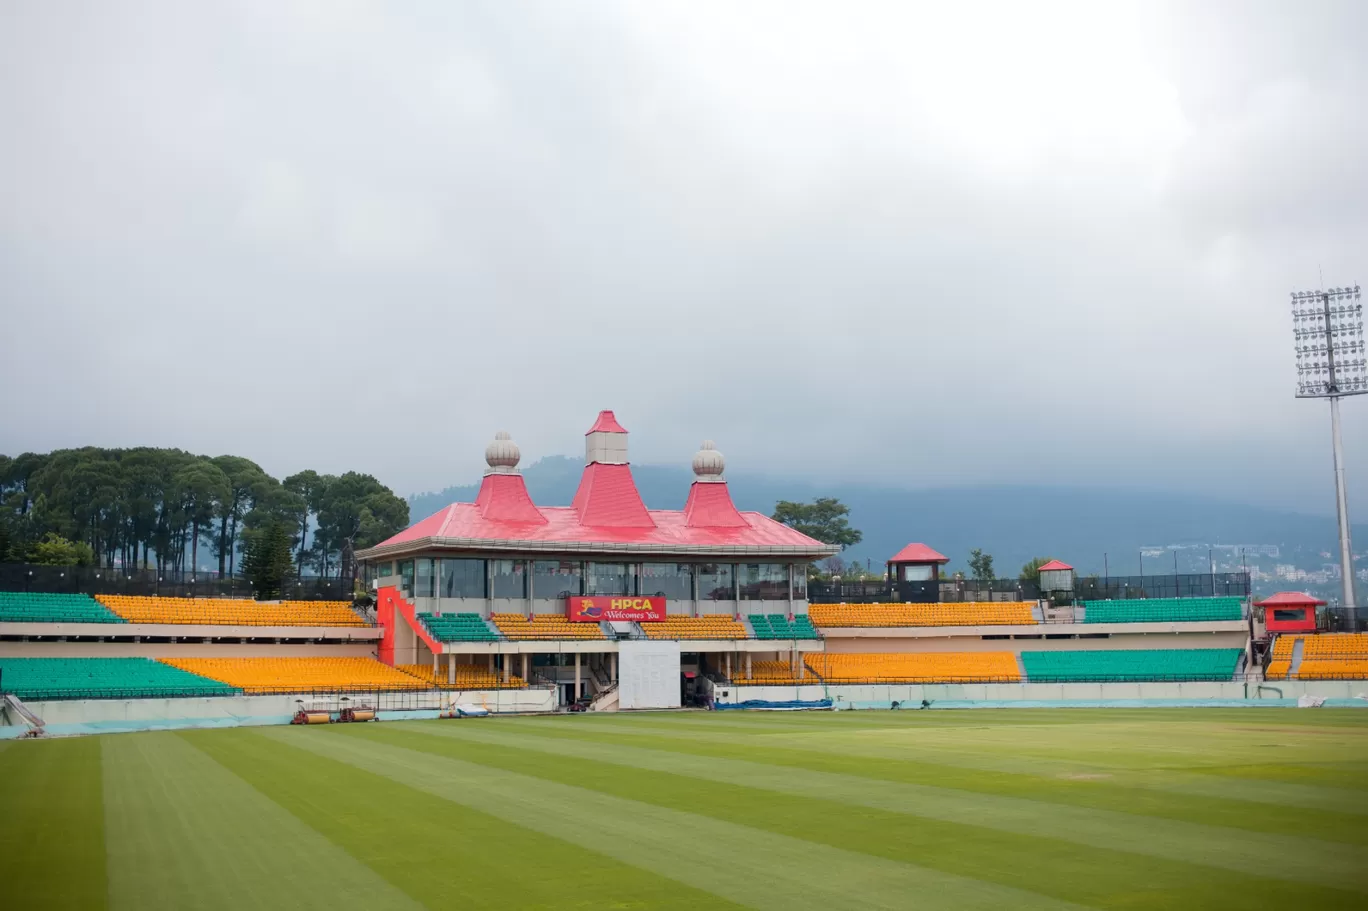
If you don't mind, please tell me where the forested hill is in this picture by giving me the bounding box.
[411,456,1361,577]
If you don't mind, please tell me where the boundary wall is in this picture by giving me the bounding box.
[708,679,1368,709]
[0,687,556,739]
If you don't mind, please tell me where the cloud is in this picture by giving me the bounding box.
[1,0,1366,517]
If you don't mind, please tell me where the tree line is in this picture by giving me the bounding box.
[0,448,409,584]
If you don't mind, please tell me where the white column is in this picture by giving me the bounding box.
[746,653,752,677]
[692,565,700,617]
[798,651,806,680]
[788,563,795,616]
[521,653,529,681]
[610,652,617,681]
[574,652,582,700]
[432,651,438,674]
[725,652,732,678]
[503,652,511,683]
[447,652,455,685]
[488,653,494,672]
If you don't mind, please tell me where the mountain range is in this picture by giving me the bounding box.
[408,456,1361,587]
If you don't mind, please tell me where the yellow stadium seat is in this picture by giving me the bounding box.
[492,613,607,640]
[1272,633,1368,680]
[95,595,365,627]
[808,602,1036,629]
[641,616,748,640]
[397,664,526,689]
[160,657,423,693]
[805,652,1020,683]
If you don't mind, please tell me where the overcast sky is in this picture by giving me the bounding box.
[2,1,1366,514]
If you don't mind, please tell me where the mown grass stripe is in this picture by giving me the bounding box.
[493,714,1368,841]
[396,720,1368,893]
[0,738,107,910]
[553,714,1368,814]
[263,724,1092,911]
[101,732,420,911]
[367,721,1368,907]
[188,730,735,911]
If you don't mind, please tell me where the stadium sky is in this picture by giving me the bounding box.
[2,1,1367,514]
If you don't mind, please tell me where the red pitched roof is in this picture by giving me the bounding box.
[473,473,547,524]
[571,462,655,527]
[365,502,833,556]
[888,543,949,564]
[1255,591,1326,607]
[1037,559,1073,572]
[586,410,628,434]
[683,482,748,528]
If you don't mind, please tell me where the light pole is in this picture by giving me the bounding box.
[1292,284,1365,607]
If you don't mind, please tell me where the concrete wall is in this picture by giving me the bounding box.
[1,687,558,739]
[718,679,1368,708]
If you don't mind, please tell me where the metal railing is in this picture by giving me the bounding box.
[0,564,353,601]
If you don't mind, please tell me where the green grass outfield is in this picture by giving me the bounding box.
[3,708,1368,909]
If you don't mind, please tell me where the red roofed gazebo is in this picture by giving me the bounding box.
[1256,591,1324,633]
[1036,559,1074,593]
[887,543,949,584]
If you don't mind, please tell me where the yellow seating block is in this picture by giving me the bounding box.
[805,651,1020,683]
[492,613,606,640]
[398,664,526,689]
[733,660,805,684]
[808,602,1036,628]
[641,616,748,640]
[95,595,364,627]
[161,657,423,693]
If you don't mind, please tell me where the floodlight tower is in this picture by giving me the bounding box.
[1292,284,1365,608]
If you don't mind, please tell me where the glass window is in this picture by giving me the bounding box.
[640,563,694,600]
[585,562,631,595]
[440,558,486,598]
[491,559,527,599]
[398,560,414,597]
[1273,608,1305,623]
[697,563,735,601]
[415,558,436,598]
[533,560,582,599]
[739,563,788,600]
[373,561,394,578]
[791,566,807,600]
[902,564,934,582]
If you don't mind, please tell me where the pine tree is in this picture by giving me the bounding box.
[244,521,294,600]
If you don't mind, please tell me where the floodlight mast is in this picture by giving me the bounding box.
[1292,284,1365,608]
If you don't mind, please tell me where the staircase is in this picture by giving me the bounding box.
[1015,654,1029,682]
[589,682,619,712]
[2,694,45,737]
[1290,637,1306,676]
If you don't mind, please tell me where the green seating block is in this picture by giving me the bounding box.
[1081,597,1243,624]
[418,612,499,642]
[749,613,820,640]
[0,592,126,624]
[1020,648,1241,683]
[0,657,238,700]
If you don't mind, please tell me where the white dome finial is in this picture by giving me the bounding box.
[485,431,521,474]
[692,439,725,481]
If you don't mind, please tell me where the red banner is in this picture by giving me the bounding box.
[567,596,666,622]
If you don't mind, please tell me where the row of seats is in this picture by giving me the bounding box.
[161,657,427,694]
[641,616,749,640]
[418,612,499,642]
[492,613,607,640]
[808,602,1037,628]
[0,592,126,624]
[1020,648,1241,682]
[749,614,820,640]
[1267,633,1368,679]
[0,657,236,700]
[805,652,1021,683]
[1082,597,1244,623]
[732,660,806,684]
[397,663,527,689]
[94,595,366,627]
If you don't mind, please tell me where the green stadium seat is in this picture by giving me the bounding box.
[417,612,500,642]
[1080,597,1244,623]
[749,614,820,640]
[1020,648,1242,682]
[0,657,239,700]
[0,592,127,624]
